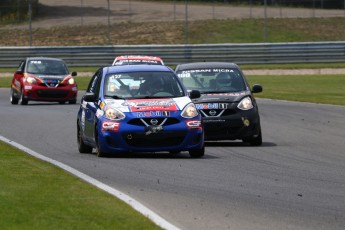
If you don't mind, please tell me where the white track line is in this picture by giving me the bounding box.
[0,135,181,230]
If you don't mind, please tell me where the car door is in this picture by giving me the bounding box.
[83,70,102,142]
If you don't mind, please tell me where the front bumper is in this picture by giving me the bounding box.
[202,109,260,141]
[97,121,204,154]
[23,84,78,102]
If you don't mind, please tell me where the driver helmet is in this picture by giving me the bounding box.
[216,72,232,88]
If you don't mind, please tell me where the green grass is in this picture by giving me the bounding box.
[246,74,345,106]
[0,141,162,230]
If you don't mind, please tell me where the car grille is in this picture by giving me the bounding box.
[36,90,69,98]
[127,118,180,126]
[122,131,187,147]
[199,109,237,117]
[39,79,64,88]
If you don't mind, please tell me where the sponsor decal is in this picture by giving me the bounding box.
[124,99,178,112]
[242,117,250,127]
[80,110,85,129]
[179,69,235,74]
[14,79,21,88]
[136,111,170,118]
[196,103,228,110]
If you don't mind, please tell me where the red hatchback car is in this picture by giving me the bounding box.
[10,57,78,105]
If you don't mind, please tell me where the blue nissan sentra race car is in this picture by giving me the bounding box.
[77,65,204,157]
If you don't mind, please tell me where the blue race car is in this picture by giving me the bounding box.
[77,65,204,157]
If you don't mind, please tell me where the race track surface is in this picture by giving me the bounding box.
[1,88,345,230]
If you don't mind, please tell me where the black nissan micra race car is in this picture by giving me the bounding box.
[175,62,263,146]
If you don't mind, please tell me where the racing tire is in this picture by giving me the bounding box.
[77,122,93,153]
[59,101,66,104]
[244,126,262,146]
[69,99,77,104]
[189,145,205,158]
[95,126,107,157]
[10,87,19,104]
[19,88,28,105]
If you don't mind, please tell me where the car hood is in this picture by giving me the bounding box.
[103,97,192,113]
[192,91,250,104]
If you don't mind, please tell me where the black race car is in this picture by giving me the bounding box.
[175,62,263,146]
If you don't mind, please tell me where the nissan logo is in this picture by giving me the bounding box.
[150,119,159,125]
[209,110,217,116]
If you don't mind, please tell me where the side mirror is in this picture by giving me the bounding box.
[189,90,201,99]
[16,70,23,74]
[252,84,263,93]
[82,92,96,102]
[71,71,77,77]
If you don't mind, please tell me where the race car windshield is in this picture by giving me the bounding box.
[104,71,185,99]
[27,60,69,75]
[176,68,246,93]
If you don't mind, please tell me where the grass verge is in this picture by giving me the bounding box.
[246,74,345,106]
[0,140,162,230]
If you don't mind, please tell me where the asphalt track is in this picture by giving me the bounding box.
[1,88,345,230]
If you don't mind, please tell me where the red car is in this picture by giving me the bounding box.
[112,55,164,66]
[10,57,78,105]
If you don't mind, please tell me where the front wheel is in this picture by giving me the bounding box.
[19,88,28,105]
[243,126,262,146]
[69,99,77,104]
[95,127,107,157]
[189,145,205,158]
[10,87,19,104]
[77,122,93,153]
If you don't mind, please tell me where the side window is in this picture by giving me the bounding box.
[87,69,102,98]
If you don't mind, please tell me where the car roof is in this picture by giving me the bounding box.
[104,64,173,73]
[175,62,240,71]
[26,57,65,62]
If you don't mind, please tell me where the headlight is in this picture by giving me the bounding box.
[68,78,75,85]
[237,97,253,110]
[26,76,37,84]
[181,103,198,118]
[104,106,125,120]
